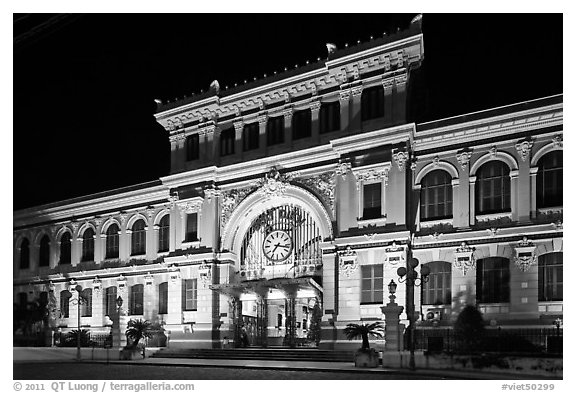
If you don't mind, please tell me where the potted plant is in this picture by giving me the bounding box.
[120,319,153,360]
[344,322,384,368]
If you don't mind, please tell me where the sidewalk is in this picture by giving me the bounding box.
[13,348,561,380]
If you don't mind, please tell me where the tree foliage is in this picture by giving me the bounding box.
[125,319,154,348]
[344,322,384,350]
[454,305,485,352]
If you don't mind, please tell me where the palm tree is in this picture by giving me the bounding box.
[125,319,154,348]
[344,322,385,350]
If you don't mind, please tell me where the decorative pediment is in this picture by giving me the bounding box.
[514,237,537,272]
[384,241,405,267]
[296,172,336,216]
[453,242,475,275]
[257,167,290,199]
[338,246,358,278]
[352,164,390,190]
[178,199,204,215]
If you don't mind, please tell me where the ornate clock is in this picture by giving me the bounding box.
[262,230,293,262]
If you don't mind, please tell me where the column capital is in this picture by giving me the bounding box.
[309,100,321,113]
[339,89,351,102]
[351,85,363,98]
[382,77,394,91]
[257,113,268,125]
[233,120,244,131]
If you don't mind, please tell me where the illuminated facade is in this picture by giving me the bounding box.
[13,21,563,350]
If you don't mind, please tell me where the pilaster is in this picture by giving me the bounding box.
[510,170,519,222]
[339,89,350,133]
[529,167,538,219]
[258,113,267,154]
[166,270,182,325]
[92,277,104,327]
[233,120,243,160]
[393,73,407,124]
[469,176,476,226]
[350,85,363,132]
[382,77,394,124]
[310,100,321,144]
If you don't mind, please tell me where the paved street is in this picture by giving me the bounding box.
[14,362,447,380]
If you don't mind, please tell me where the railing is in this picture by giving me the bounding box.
[409,327,563,355]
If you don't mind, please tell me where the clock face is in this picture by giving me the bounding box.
[263,230,293,262]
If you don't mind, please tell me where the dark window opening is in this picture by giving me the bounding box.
[537,151,562,209]
[185,213,198,242]
[130,284,144,315]
[159,282,168,314]
[292,109,312,140]
[220,127,235,157]
[19,238,30,269]
[476,257,510,303]
[81,288,92,317]
[59,232,72,265]
[422,261,452,305]
[266,116,285,146]
[186,134,200,161]
[243,123,259,151]
[105,286,117,317]
[319,101,340,134]
[39,235,50,267]
[105,224,120,259]
[361,85,384,121]
[476,161,511,215]
[363,183,382,220]
[60,291,71,318]
[131,219,146,256]
[538,252,562,301]
[158,215,170,252]
[82,228,95,262]
[361,264,384,304]
[183,279,198,311]
[421,170,453,221]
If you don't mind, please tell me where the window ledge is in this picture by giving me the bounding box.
[478,303,510,314]
[475,212,512,222]
[358,217,387,227]
[537,207,563,215]
[420,218,453,228]
[538,301,563,314]
[182,240,200,249]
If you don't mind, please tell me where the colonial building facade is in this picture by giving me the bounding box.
[14,22,563,350]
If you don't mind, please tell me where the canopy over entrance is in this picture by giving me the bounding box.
[210,277,322,348]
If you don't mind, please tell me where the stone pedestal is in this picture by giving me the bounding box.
[381,293,404,352]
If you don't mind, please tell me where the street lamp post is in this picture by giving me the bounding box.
[396,250,430,370]
[70,284,89,361]
[116,296,124,348]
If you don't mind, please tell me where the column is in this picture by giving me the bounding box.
[310,100,320,143]
[176,136,186,171]
[457,164,470,229]
[350,85,363,132]
[94,220,103,263]
[169,137,179,173]
[339,89,351,133]
[393,74,408,124]
[169,208,177,252]
[510,170,519,221]
[145,221,155,260]
[529,167,538,219]
[198,130,207,165]
[68,282,80,329]
[229,296,242,348]
[124,230,132,260]
[382,77,394,124]
[283,107,293,146]
[233,120,243,160]
[469,176,476,226]
[52,240,60,269]
[92,278,104,327]
[451,179,460,227]
[258,113,267,154]
[98,234,107,262]
[204,124,217,165]
[143,274,155,321]
[166,271,182,325]
[71,224,80,266]
[283,284,299,348]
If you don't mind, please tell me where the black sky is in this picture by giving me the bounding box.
[13,14,563,210]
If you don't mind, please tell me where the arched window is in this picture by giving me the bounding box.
[537,151,562,209]
[476,161,511,215]
[420,170,453,221]
[19,238,30,269]
[130,284,144,315]
[476,257,510,303]
[59,232,71,265]
[422,261,452,305]
[39,235,50,267]
[81,288,92,317]
[82,228,95,262]
[538,252,562,301]
[361,85,384,121]
[106,224,120,259]
[158,215,170,253]
[60,290,71,318]
[105,286,117,317]
[158,282,168,314]
[131,219,146,256]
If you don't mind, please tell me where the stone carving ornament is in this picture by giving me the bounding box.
[338,246,359,278]
[297,172,336,216]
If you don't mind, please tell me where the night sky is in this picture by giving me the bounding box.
[13,14,563,211]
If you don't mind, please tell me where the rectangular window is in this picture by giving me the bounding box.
[186,134,200,161]
[185,213,198,242]
[81,289,92,317]
[363,183,382,219]
[182,279,198,311]
[361,86,385,121]
[130,284,144,315]
[266,116,284,146]
[319,101,340,134]
[243,123,259,151]
[159,282,168,314]
[220,127,235,157]
[292,109,311,140]
[361,264,384,304]
[60,292,70,318]
[105,287,117,317]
